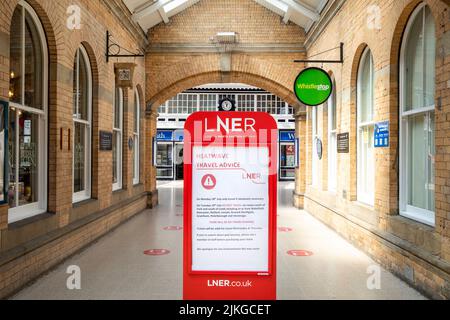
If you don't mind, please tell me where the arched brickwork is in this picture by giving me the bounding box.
[145,54,306,113]
[348,43,370,202]
[135,84,147,187]
[386,0,442,217]
[7,0,60,213]
[81,41,100,200]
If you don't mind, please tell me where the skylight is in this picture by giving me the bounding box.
[164,0,188,13]
[125,0,326,32]
[266,0,289,13]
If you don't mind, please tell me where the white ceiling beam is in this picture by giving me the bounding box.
[158,7,170,23]
[281,0,320,21]
[165,0,197,15]
[254,0,288,16]
[283,7,292,24]
[132,0,173,22]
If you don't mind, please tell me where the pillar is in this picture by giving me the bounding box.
[145,106,159,208]
[293,111,307,209]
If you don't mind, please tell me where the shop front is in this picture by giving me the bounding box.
[156,130,184,180]
[279,131,296,181]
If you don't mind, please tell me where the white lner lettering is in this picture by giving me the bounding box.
[205,116,256,133]
[207,280,253,287]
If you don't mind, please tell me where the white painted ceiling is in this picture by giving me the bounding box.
[123,0,328,33]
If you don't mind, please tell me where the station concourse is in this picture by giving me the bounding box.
[0,0,449,300]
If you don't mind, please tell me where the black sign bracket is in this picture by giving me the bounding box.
[294,43,344,64]
[106,31,145,63]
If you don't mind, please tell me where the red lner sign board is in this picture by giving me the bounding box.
[183,112,278,300]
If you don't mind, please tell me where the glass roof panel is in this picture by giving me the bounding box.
[164,0,188,13]
[267,0,289,12]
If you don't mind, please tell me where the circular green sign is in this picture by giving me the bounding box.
[294,67,333,106]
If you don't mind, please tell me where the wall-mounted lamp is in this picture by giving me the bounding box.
[214,32,237,44]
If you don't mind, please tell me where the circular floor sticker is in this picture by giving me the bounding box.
[163,226,183,231]
[278,227,293,232]
[287,250,314,257]
[144,249,170,256]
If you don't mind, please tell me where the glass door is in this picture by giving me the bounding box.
[174,142,184,180]
[280,142,296,181]
[156,142,174,180]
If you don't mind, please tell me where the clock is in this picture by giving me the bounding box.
[219,98,236,112]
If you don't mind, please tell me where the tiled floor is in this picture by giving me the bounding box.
[12,181,426,300]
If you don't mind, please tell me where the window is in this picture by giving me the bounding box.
[72,47,92,203]
[199,94,217,111]
[158,103,167,114]
[328,79,337,192]
[133,88,140,185]
[256,94,285,114]
[311,107,319,186]
[357,48,375,206]
[166,93,198,114]
[0,103,6,203]
[236,94,255,112]
[113,87,123,191]
[400,4,436,226]
[8,2,48,223]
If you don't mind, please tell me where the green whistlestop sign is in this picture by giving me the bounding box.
[294,67,333,106]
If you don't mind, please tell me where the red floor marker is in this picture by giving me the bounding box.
[287,250,314,257]
[278,227,293,232]
[163,226,183,231]
[144,249,170,256]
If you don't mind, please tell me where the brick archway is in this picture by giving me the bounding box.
[145,54,306,113]
[144,53,306,208]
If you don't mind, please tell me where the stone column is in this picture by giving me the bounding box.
[144,105,159,208]
[293,110,307,209]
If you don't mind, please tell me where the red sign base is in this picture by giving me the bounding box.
[183,112,278,301]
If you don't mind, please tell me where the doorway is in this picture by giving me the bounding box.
[279,142,296,181]
[156,142,174,180]
[175,142,184,180]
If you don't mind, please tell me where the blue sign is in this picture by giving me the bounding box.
[174,130,184,142]
[156,130,173,141]
[374,121,389,148]
[280,131,296,142]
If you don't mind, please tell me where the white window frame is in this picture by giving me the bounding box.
[357,47,375,206]
[8,1,48,223]
[113,87,123,191]
[328,81,337,192]
[399,3,436,226]
[311,106,319,186]
[155,141,174,180]
[72,47,92,203]
[133,88,140,185]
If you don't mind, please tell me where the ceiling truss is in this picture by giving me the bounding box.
[125,0,328,32]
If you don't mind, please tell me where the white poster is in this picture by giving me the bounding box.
[191,146,269,272]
